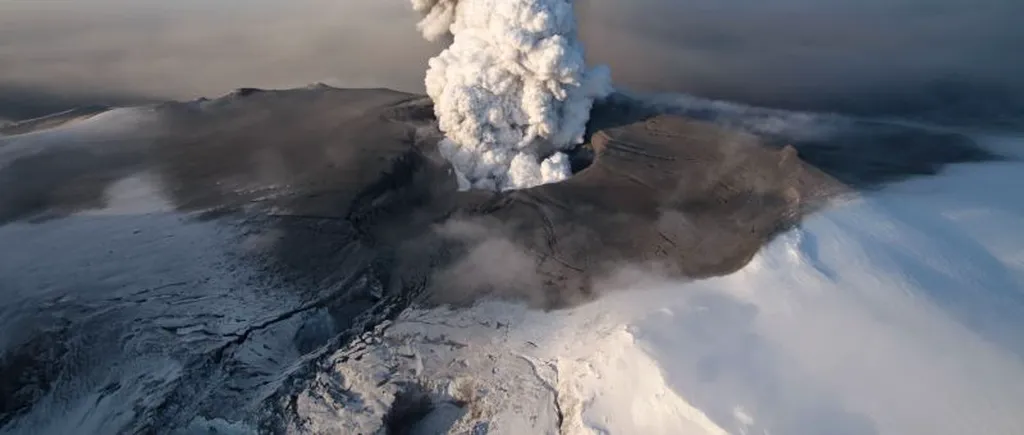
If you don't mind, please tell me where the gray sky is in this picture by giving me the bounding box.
[0,1,435,98]
[1,0,1022,121]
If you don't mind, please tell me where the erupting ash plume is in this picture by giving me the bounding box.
[411,0,612,191]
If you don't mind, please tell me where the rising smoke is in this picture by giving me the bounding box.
[411,0,612,191]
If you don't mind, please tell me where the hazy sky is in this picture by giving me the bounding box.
[1,0,1022,120]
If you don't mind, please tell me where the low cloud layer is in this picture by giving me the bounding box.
[0,1,437,109]
[1,0,1022,123]
[577,0,1024,122]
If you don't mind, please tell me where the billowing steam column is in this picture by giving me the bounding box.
[411,0,612,191]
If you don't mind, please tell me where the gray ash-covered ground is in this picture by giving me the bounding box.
[0,86,1002,434]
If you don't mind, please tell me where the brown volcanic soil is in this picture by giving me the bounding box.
[429,114,845,308]
[142,86,851,309]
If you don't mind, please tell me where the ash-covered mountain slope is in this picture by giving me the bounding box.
[0,85,1000,433]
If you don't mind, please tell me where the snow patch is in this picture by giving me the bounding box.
[0,107,157,167]
[77,171,173,216]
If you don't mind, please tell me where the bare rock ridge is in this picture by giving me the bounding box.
[0,85,999,431]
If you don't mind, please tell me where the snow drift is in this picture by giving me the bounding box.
[411,0,612,190]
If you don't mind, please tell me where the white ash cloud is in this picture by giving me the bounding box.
[411,0,612,191]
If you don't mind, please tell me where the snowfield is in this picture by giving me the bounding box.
[290,133,1024,435]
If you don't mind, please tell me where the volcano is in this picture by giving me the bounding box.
[0,85,1009,434]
